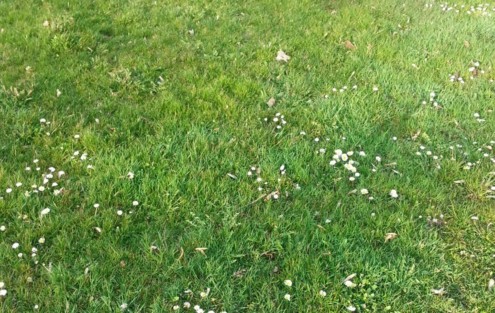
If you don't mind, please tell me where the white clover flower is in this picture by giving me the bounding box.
[341,154,349,162]
[40,118,47,123]
[284,294,291,301]
[329,160,337,166]
[15,182,22,187]
[389,189,399,198]
[120,303,128,311]
[284,279,293,287]
[74,134,80,139]
[359,151,366,156]
[173,305,180,311]
[6,188,12,194]
[0,289,6,297]
[0,282,4,288]
[375,156,382,162]
[344,280,356,288]
[38,237,45,244]
[360,189,369,195]
[40,208,50,216]
[319,290,327,297]
[127,172,135,179]
[117,210,123,216]
[0,225,5,232]
[347,305,356,312]
[183,302,191,309]
[132,201,139,206]
[12,242,19,249]
[372,86,379,92]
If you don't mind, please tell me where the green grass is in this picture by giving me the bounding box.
[1,0,495,312]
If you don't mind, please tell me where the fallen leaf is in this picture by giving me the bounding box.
[195,247,208,256]
[431,288,446,296]
[344,40,356,50]
[267,97,276,107]
[411,130,421,141]
[343,273,357,282]
[385,232,398,242]
[276,50,290,62]
[233,269,247,278]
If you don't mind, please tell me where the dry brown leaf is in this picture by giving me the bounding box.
[431,288,446,296]
[195,247,208,256]
[343,273,357,282]
[411,130,421,141]
[384,232,398,242]
[344,40,356,50]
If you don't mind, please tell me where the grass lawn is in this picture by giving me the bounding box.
[1,0,495,311]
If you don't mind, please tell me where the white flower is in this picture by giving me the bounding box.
[319,290,327,297]
[276,50,291,62]
[132,201,139,206]
[0,289,6,297]
[120,303,128,311]
[489,279,495,290]
[344,280,356,288]
[74,134,80,139]
[15,182,22,187]
[40,118,47,123]
[347,305,356,312]
[40,208,50,216]
[0,225,5,232]
[173,305,180,311]
[360,189,369,195]
[56,89,62,97]
[372,86,379,92]
[127,172,135,179]
[12,242,19,249]
[6,188,12,194]
[389,189,399,198]
[0,282,4,288]
[117,210,123,216]
[94,203,100,208]
[38,237,45,244]
[284,279,293,287]
[375,156,382,162]
[329,160,337,166]
[284,293,291,301]
[183,302,191,309]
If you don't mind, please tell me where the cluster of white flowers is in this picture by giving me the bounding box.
[326,84,358,96]
[171,288,227,313]
[434,3,495,16]
[329,149,363,182]
[264,112,287,130]
[422,91,441,109]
